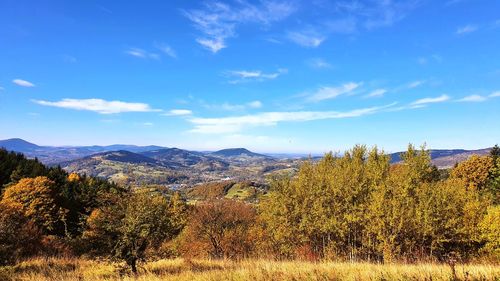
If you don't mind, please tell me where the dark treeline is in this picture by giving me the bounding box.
[0,145,499,272]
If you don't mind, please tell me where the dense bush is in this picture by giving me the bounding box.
[178,199,257,259]
[260,145,498,262]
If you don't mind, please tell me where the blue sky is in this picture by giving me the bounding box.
[0,0,499,153]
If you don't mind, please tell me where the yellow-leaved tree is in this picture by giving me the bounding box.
[451,155,494,190]
[0,176,67,234]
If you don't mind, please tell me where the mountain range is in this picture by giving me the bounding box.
[0,138,493,186]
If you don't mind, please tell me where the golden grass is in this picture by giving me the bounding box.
[0,257,499,281]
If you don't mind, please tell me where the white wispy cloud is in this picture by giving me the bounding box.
[306,82,361,102]
[226,68,287,83]
[307,58,332,69]
[155,43,177,58]
[285,1,419,49]
[125,48,160,59]
[0,86,4,91]
[411,94,450,105]
[391,80,426,93]
[365,89,387,98]
[457,94,487,102]
[408,80,425,88]
[13,79,35,87]
[163,109,193,116]
[489,91,500,98]
[197,38,226,53]
[184,1,296,53]
[247,100,263,108]
[189,103,396,134]
[335,0,421,30]
[126,44,177,60]
[287,29,326,47]
[33,98,159,114]
[456,24,478,35]
[203,100,263,111]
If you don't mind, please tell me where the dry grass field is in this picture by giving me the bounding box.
[0,258,499,281]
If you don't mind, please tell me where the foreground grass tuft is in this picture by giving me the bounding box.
[1,257,499,280]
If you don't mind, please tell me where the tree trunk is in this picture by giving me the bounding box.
[128,258,137,274]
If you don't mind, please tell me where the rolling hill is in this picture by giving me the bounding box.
[1,138,495,186]
[0,138,168,164]
[140,148,229,171]
[79,150,159,165]
[389,148,492,168]
[0,138,41,152]
[211,148,271,158]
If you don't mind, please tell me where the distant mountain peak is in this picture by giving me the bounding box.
[85,150,158,164]
[211,148,269,158]
[0,138,40,151]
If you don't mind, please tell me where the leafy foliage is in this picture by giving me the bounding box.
[1,177,66,234]
[83,192,186,273]
[0,203,41,265]
[451,155,494,190]
[260,144,496,262]
[179,200,257,259]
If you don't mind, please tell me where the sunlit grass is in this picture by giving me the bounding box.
[1,257,499,280]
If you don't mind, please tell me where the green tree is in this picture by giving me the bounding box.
[83,192,179,273]
[367,144,432,262]
[415,178,485,259]
[261,146,390,261]
[490,144,500,163]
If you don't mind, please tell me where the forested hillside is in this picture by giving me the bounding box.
[1,144,499,275]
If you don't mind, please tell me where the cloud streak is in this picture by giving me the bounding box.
[411,94,450,105]
[189,103,396,134]
[155,43,177,58]
[287,29,326,47]
[226,68,287,83]
[335,0,421,30]
[33,98,159,114]
[125,48,160,59]
[306,82,361,102]
[365,89,387,98]
[203,100,263,111]
[408,80,425,89]
[163,109,193,116]
[456,24,478,35]
[457,95,487,102]
[307,58,332,69]
[125,44,177,60]
[13,79,35,87]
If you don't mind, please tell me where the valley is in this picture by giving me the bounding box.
[0,138,491,187]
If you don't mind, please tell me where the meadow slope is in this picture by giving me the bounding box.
[1,258,499,281]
